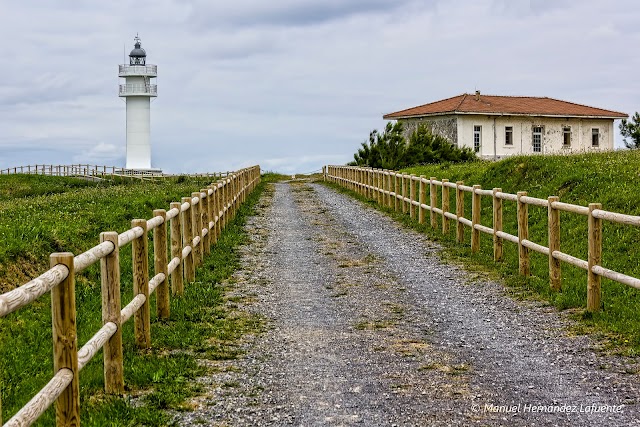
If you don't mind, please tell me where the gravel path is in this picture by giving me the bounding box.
[174,181,640,426]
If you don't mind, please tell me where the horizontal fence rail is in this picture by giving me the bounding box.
[0,164,235,181]
[324,165,640,313]
[0,165,261,427]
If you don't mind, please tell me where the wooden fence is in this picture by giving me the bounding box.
[0,165,261,426]
[0,164,233,181]
[324,165,640,313]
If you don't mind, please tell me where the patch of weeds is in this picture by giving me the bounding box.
[354,319,395,330]
[222,381,241,388]
[418,362,469,375]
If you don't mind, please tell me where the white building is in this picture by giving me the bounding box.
[383,92,628,159]
[119,35,158,170]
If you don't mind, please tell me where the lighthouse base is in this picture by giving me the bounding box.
[116,167,163,178]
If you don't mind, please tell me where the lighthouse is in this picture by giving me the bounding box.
[119,34,157,170]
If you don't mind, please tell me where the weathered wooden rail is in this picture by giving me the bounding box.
[324,165,640,312]
[0,165,261,426]
[0,164,234,181]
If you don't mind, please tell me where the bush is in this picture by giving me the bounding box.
[350,123,475,169]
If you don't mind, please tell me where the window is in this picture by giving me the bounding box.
[563,127,571,147]
[505,126,513,146]
[592,128,600,147]
[473,125,481,153]
[532,126,543,153]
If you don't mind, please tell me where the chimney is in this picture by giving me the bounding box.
[475,90,480,101]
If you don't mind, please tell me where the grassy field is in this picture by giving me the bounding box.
[0,174,273,425]
[332,150,640,353]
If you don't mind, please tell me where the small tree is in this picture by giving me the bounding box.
[351,122,406,169]
[350,123,475,169]
[619,112,640,149]
[404,124,476,164]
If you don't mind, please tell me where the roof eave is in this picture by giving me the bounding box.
[383,111,455,120]
[383,111,628,120]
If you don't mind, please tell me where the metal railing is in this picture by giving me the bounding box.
[118,64,157,76]
[118,84,157,96]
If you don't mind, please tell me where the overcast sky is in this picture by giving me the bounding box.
[0,0,638,174]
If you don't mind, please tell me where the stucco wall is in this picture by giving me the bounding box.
[399,116,458,146]
[456,115,615,159]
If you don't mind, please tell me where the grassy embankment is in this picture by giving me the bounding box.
[0,173,275,426]
[332,150,640,353]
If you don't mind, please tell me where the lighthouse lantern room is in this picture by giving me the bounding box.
[119,34,158,170]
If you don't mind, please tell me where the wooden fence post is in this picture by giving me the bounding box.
[386,171,393,209]
[493,188,503,261]
[200,190,211,256]
[350,168,353,191]
[100,232,124,395]
[132,219,151,348]
[214,184,221,242]
[215,183,222,237]
[50,252,80,426]
[222,179,229,229]
[182,197,195,282]
[548,196,561,291]
[375,169,380,203]
[418,175,426,224]
[169,202,184,296]
[366,169,371,199]
[471,185,481,253]
[442,179,450,234]
[588,203,602,312]
[207,186,216,246]
[153,210,170,319]
[393,173,399,212]
[192,193,203,268]
[409,175,416,219]
[517,191,530,276]
[353,168,357,193]
[430,177,437,229]
[401,175,407,214]
[456,181,464,243]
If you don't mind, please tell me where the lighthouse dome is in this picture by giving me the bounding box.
[129,41,146,58]
[129,36,147,65]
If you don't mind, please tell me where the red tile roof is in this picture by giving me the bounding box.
[383,93,627,119]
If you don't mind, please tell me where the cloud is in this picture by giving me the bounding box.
[183,0,421,29]
[0,0,639,174]
[72,142,125,165]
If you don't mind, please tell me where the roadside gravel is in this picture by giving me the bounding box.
[173,181,639,426]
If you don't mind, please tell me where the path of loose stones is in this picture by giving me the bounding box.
[174,181,639,426]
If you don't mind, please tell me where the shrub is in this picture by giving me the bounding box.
[350,123,475,169]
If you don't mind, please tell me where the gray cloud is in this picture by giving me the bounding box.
[183,0,422,29]
[0,0,639,174]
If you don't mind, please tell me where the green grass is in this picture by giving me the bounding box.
[0,173,278,426]
[327,150,640,353]
[0,176,221,292]
[0,174,107,201]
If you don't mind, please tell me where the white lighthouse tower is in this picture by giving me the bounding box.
[119,34,158,170]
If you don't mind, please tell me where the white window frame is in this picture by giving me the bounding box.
[563,127,571,147]
[505,126,513,146]
[473,125,481,153]
[532,126,543,153]
[592,128,600,147]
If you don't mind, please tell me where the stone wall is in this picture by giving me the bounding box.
[398,116,458,146]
